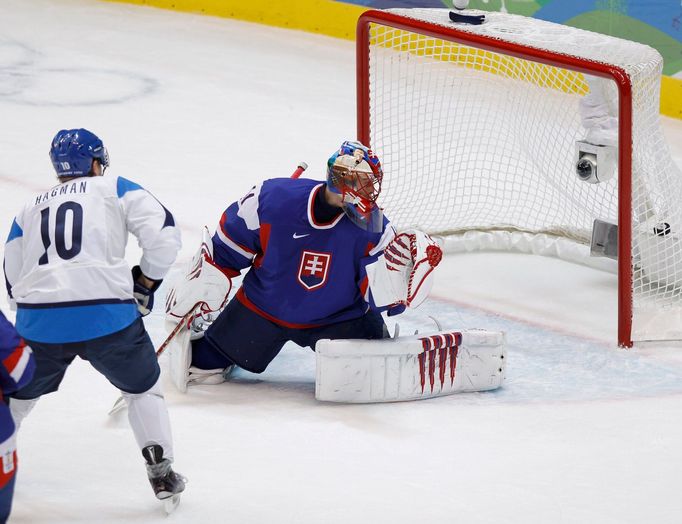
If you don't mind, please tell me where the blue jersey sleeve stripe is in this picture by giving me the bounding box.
[118,178,175,228]
[146,191,176,229]
[116,176,144,198]
[6,219,22,243]
[162,204,175,228]
[3,260,12,299]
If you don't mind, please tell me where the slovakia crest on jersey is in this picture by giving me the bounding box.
[298,250,331,290]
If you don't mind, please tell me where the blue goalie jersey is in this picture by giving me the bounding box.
[212,178,396,328]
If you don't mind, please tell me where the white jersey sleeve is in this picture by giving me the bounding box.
[4,218,24,307]
[116,177,181,280]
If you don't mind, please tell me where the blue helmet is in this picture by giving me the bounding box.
[49,128,109,178]
[326,140,384,232]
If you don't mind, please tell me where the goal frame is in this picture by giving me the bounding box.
[356,9,635,347]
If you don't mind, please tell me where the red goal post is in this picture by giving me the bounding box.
[356,8,682,347]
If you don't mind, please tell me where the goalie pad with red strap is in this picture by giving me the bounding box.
[366,228,443,309]
[165,226,234,322]
[315,329,505,403]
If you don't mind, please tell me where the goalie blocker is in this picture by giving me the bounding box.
[316,329,505,403]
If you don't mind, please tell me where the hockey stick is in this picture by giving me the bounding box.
[291,161,308,179]
[108,304,201,416]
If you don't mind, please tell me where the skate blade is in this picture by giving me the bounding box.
[163,494,181,515]
[107,396,126,416]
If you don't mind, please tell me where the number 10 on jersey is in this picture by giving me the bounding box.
[39,201,83,265]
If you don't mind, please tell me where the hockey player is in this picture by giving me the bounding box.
[3,129,185,506]
[0,311,35,523]
[166,140,442,388]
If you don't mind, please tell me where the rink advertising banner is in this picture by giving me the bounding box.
[104,0,682,118]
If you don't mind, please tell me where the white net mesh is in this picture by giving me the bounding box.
[365,8,682,342]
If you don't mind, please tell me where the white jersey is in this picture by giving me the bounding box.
[4,175,181,343]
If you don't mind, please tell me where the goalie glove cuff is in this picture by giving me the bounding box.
[165,227,234,322]
[403,230,442,308]
[132,265,162,317]
[366,229,443,310]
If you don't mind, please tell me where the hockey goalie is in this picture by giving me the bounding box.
[164,141,506,401]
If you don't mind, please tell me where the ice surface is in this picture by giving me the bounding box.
[2,1,682,522]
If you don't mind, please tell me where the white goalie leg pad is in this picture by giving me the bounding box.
[166,319,192,394]
[315,329,505,403]
[165,226,232,322]
[122,376,174,461]
[366,229,443,309]
[165,318,230,393]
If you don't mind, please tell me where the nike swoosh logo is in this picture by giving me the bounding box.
[293,233,310,239]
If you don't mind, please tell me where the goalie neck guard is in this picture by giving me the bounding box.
[326,140,384,232]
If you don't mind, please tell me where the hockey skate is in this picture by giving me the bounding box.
[187,312,234,385]
[142,444,187,514]
[188,363,235,386]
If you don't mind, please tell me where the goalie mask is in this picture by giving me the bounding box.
[327,140,384,232]
[49,128,110,178]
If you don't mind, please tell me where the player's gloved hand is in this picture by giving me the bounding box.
[385,229,443,308]
[365,229,442,312]
[132,265,162,317]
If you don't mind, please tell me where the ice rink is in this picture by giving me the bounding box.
[2,1,682,522]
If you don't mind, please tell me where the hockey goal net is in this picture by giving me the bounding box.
[357,8,682,347]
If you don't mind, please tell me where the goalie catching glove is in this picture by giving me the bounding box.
[366,228,442,310]
[165,226,234,322]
